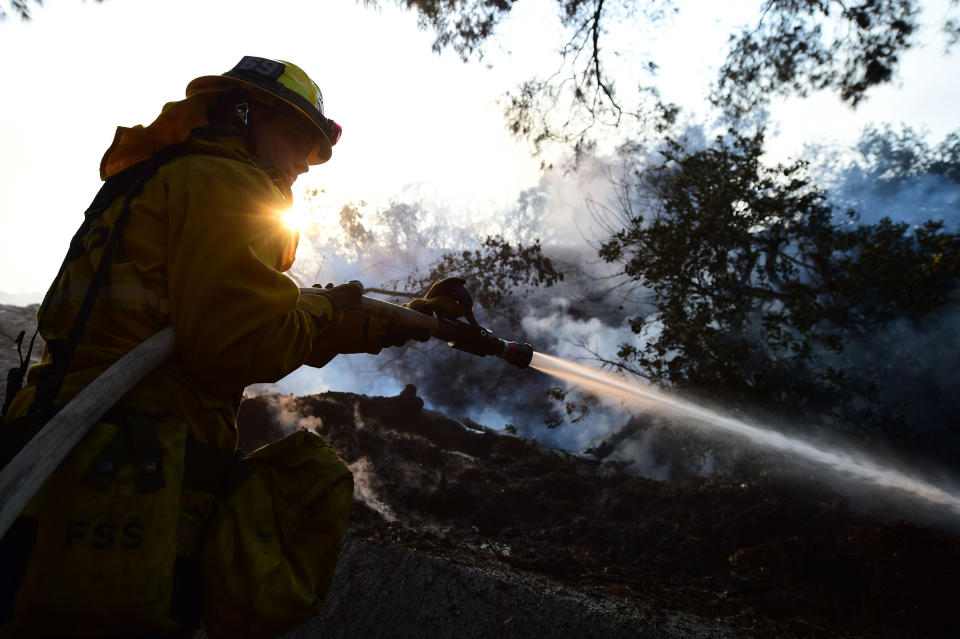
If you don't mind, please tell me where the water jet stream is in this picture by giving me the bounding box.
[530,352,960,516]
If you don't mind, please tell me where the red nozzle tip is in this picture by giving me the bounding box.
[500,341,533,369]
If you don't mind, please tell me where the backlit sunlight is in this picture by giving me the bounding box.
[281,195,314,234]
[280,187,347,244]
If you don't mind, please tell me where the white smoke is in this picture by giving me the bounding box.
[521,297,641,361]
[274,354,409,399]
[808,126,960,228]
[272,152,649,454]
[268,123,960,483]
[529,124,960,482]
[348,456,397,522]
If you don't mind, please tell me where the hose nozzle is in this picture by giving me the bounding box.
[326,291,535,370]
[498,340,533,369]
[435,322,534,369]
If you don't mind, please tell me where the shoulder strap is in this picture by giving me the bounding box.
[0,175,131,422]
[8,142,189,423]
[31,172,147,418]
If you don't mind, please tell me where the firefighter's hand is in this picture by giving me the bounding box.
[311,280,363,311]
[305,281,428,354]
[404,277,472,320]
[380,323,431,348]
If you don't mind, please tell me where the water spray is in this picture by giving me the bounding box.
[529,352,960,517]
[308,282,960,517]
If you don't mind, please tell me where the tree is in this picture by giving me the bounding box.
[1,0,101,21]
[851,125,960,184]
[386,0,958,156]
[714,0,921,120]
[404,234,564,321]
[401,234,572,419]
[392,0,680,159]
[808,125,960,228]
[597,129,960,440]
[0,0,37,21]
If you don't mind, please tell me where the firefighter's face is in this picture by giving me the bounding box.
[251,106,312,189]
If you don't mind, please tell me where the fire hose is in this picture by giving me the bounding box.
[0,291,532,538]
[302,288,534,370]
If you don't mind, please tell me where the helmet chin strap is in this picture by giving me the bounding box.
[255,160,294,203]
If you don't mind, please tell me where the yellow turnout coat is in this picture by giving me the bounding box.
[1,97,352,639]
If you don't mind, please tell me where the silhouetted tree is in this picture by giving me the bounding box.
[405,234,564,320]
[852,125,960,184]
[1,0,102,22]
[714,0,922,119]
[0,0,37,21]
[598,129,960,440]
[385,0,957,157]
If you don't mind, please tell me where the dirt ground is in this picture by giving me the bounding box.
[5,305,957,638]
[238,387,960,639]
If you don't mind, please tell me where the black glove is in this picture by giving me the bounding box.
[311,280,363,310]
[381,323,431,347]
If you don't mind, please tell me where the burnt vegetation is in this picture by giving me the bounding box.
[238,389,960,638]
[8,2,960,635]
[360,1,960,467]
[288,121,960,478]
[284,2,960,492]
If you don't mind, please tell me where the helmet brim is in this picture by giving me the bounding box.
[186,75,333,165]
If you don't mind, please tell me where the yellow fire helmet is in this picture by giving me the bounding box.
[186,56,342,165]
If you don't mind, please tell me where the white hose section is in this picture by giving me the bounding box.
[0,294,440,538]
[297,288,440,335]
[0,326,176,538]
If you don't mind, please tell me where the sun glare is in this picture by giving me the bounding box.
[279,186,349,243]
[282,197,314,234]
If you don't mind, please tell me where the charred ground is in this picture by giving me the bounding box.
[2,303,956,637]
[239,387,960,639]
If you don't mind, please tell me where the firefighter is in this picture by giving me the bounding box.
[0,56,439,638]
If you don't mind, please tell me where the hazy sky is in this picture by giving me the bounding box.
[1,0,957,301]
